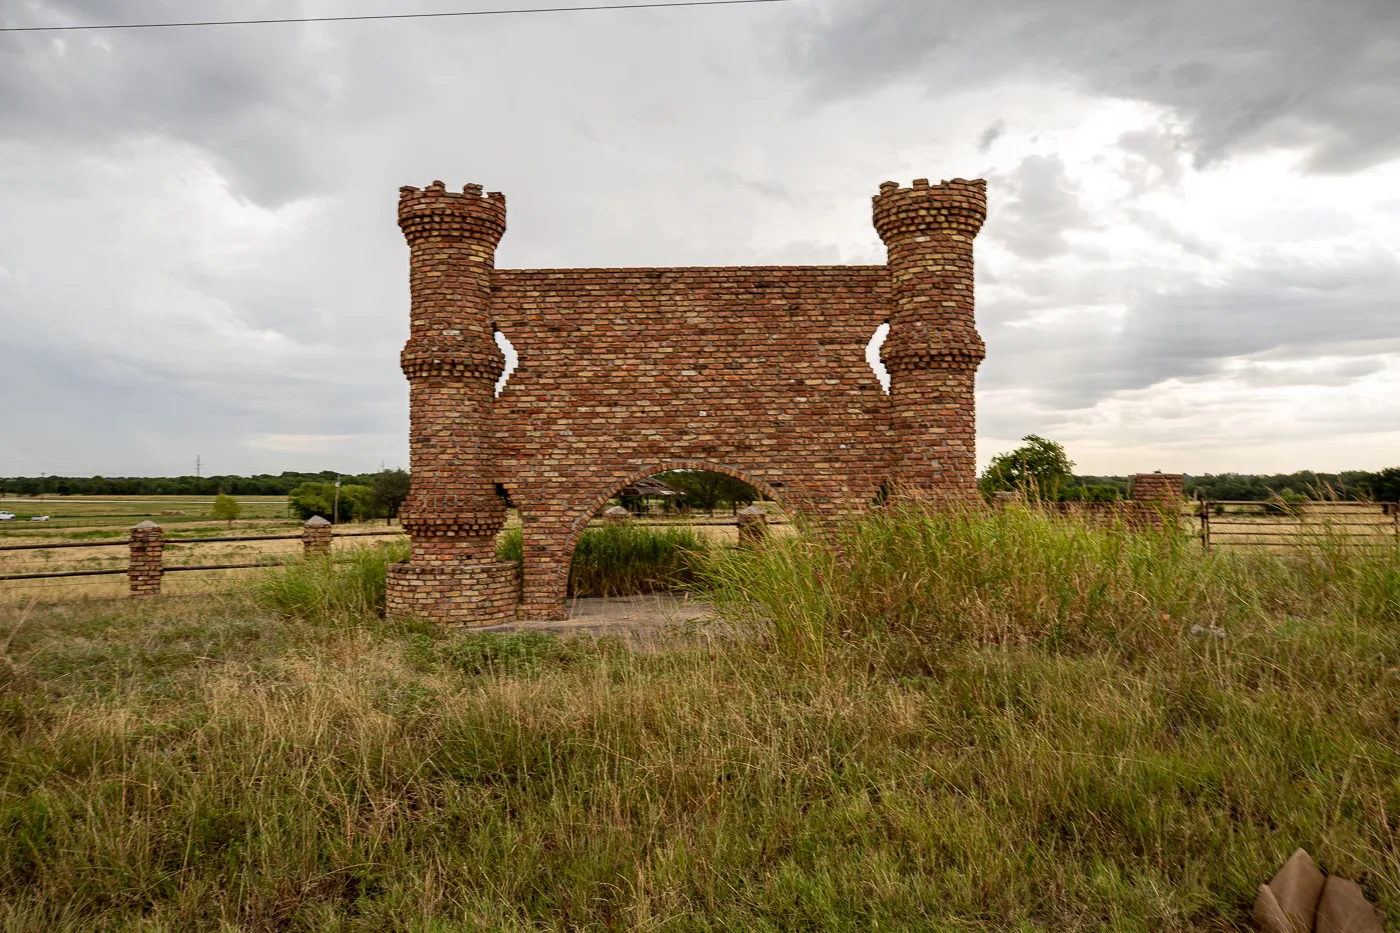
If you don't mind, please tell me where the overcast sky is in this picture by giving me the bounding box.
[2,0,1397,479]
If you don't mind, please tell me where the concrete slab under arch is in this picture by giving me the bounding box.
[472,592,716,643]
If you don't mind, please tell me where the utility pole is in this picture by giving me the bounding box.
[196,455,201,479]
[333,475,341,525]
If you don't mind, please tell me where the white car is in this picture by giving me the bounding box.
[0,511,13,521]
[30,515,49,521]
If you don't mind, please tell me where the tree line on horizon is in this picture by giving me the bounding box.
[0,471,387,498]
[978,435,1400,503]
[4,457,1399,507]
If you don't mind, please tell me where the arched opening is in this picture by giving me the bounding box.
[545,462,786,607]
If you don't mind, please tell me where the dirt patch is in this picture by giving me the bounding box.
[475,592,718,644]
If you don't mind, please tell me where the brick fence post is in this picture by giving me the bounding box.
[303,515,333,558]
[737,504,769,545]
[1130,472,1184,529]
[602,505,632,526]
[128,520,163,597]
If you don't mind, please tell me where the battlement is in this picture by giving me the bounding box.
[398,180,507,247]
[872,177,987,244]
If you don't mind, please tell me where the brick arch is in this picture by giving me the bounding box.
[538,460,789,610]
[570,460,789,535]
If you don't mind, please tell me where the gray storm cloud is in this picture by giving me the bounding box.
[790,0,1400,173]
[1,0,1397,475]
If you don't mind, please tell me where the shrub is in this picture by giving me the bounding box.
[211,493,241,526]
[257,539,409,621]
[494,522,711,597]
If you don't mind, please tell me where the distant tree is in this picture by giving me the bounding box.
[1060,484,1122,503]
[978,435,1075,501]
[1366,468,1400,503]
[370,469,411,524]
[289,482,374,522]
[656,471,725,515]
[715,474,759,515]
[211,493,242,528]
[338,484,374,524]
[654,470,758,516]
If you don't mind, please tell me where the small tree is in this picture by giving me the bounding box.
[211,493,242,528]
[370,469,411,524]
[978,435,1075,501]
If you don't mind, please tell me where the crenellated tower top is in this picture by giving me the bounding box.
[872,177,986,246]
[398,180,507,248]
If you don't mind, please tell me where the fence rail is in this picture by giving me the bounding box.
[0,519,405,590]
[1196,499,1398,552]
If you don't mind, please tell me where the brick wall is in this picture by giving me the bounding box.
[386,178,989,624]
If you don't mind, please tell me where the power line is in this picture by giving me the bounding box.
[0,0,793,33]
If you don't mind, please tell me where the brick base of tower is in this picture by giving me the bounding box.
[385,559,520,625]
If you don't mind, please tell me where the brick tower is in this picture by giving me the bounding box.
[384,181,520,623]
[873,177,987,499]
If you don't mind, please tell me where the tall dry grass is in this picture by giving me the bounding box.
[0,503,1395,930]
[700,498,1399,663]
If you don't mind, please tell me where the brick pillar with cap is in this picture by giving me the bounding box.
[385,180,520,625]
[737,504,769,545]
[303,515,333,558]
[874,177,988,500]
[1130,472,1184,529]
[128,520,163,597]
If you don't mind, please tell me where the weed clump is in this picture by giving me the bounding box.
[495,522,711,597]
[256,538,409,621]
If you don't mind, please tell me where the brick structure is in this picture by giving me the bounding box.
[387,177,990,624]
[602,506,632,525]
[128,520,163,597]
[736,504,769,545]
[1130,472,1184,505]
[1130,472,1185,530]
[303,515,333,558]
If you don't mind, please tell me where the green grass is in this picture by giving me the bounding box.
[0,503,1396,931]
[256,539,411,622]
[495,523,712,598]
[0,495,293,534]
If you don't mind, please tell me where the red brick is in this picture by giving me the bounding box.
[387,178,991,624]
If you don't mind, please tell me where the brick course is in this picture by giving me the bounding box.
[386,177,990,624]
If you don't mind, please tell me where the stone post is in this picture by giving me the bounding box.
[128,520,163,597]
[874,177,987,501]
[303,515,333,558]
[1130,472,1184,529]
[602,505,632,525]
[737,504,769,544]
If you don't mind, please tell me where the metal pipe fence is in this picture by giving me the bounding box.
[1196,500,1398,552]
[0,519,405,590]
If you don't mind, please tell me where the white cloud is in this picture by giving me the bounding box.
[0,0,1397,479]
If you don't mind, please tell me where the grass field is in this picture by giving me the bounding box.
[0,502,1396,931]
[0,495,294,533]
